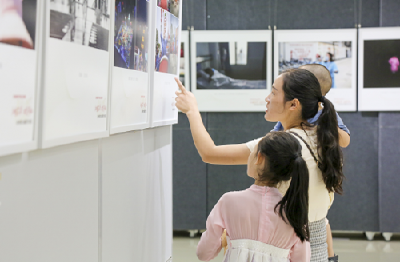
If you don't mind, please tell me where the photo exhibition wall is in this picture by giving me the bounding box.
[0,0,41,156]
[275,29,357,112]
[2,1,400,156]
[359,27,400,111]
[190,30,272,112]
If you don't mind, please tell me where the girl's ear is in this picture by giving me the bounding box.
[256,152,265,165]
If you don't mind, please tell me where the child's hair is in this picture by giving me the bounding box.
[257,132,310,242]
[281,69,344,194]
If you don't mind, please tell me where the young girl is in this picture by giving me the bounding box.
[197,132,311,262]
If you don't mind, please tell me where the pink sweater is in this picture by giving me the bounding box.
[197,185,310,261]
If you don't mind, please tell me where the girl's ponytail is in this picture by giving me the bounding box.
[317,97,344,194]
[275,154,310,242]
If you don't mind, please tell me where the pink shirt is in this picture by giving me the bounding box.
[197,185,310,261]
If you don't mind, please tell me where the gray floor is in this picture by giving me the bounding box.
[173,234,400,262]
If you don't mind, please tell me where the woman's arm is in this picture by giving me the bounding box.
[175,78,250,165]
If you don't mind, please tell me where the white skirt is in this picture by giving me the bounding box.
[223,239,290,262]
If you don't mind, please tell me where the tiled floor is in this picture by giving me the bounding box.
[173,233,400,262]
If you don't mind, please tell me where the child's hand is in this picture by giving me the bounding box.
[221,229,227,255]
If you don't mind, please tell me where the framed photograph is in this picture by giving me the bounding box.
[190,30,272,112]
[179,30,189,90]
[275,29,357,112]
[110,0,151,134]
[151,2,182,127]
[0,0,42,156]
[41,0,111,148]
[359,27,400,111]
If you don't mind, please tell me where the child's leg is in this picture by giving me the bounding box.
[326,221,334,257]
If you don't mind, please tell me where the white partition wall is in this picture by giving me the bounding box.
[0,140,99,262]
[275,29,357,112]
[358,27,400,111]
[191,30,272,112]
[102,127,173,262]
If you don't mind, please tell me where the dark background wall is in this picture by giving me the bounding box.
[174,0,400,233]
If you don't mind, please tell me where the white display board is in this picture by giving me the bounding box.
[110,0,152,134]
[359,27,400,111]
[191,30,272,112]
[41,0,112,148]
[180,30,190,90]
[0,0,42,156]
[275,29,357,112]
[150,1,182,127]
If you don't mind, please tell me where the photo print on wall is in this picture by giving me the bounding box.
[155,6,170,73]
[196,41,267,89]
[157,0,179,18]
[278,41,353,89]
[364,39,400,88]
[114,0,149,71]
[0,0,37,49]
[50,0,110,51]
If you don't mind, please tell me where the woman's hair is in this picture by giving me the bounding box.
[326,52,334,62]
[281,69,344,194]
[257,132,309,242]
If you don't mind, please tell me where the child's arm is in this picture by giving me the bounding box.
[336,112,350,148]
[290,239,311,262]
[197,196,227,261]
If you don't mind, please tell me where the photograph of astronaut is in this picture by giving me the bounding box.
[0,0,37,49]
[363,39,400,88]
[278,41,352,89]
[196,41,267,89]
[154,7,170,73]
[50,0,110,51]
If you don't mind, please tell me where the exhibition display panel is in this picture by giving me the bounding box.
[190,30,272,112]
[41,0,111,148]
[110,0,152,134]
[0,0,42,156]
[359,27,400,111]
[151,1,182,127]
[275,29,357,112]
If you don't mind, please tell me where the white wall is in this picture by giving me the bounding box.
[0,126,173,262]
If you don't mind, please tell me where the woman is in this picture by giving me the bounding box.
[174,68,344,261]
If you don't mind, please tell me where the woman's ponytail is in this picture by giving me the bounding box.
[317,97,344,194]
[275,155,310,242]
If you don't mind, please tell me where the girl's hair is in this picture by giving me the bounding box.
[281,69,344,194]
[257,132,309,242]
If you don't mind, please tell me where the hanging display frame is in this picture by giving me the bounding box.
[190,30,272,112]
[358,27,400,111]
[150,1,182,127]
[0,0,43,156]
[109,0,153,134]
[40,0,113,148]
[274,29,357,112]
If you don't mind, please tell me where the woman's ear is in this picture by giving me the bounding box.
[289,98,300,111]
